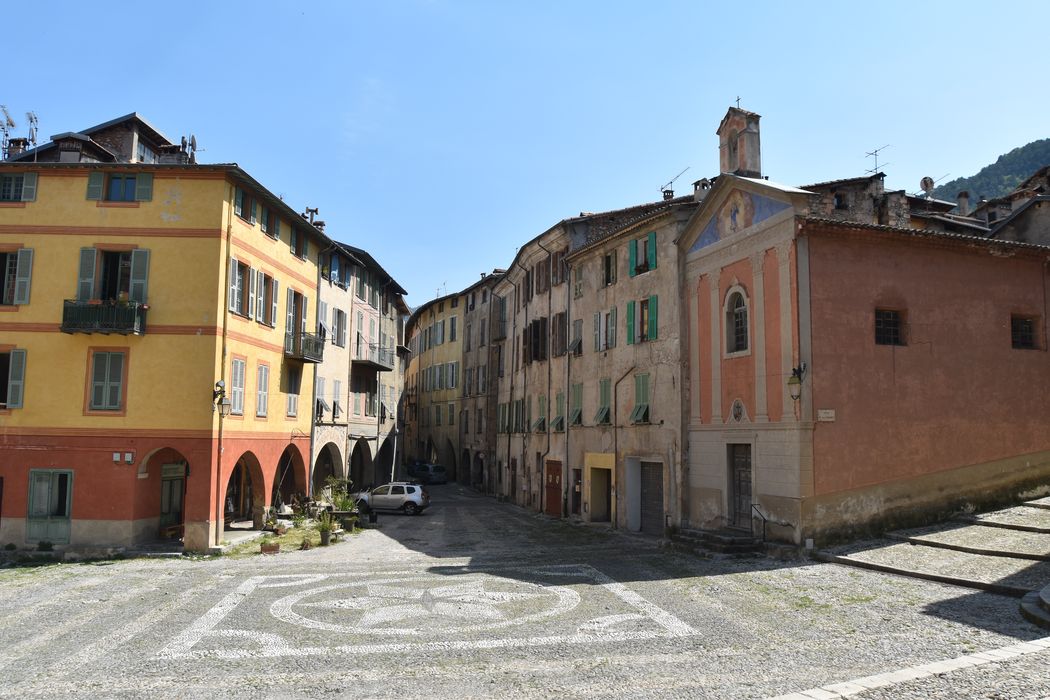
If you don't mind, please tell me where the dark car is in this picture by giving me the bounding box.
[407,463,448,485]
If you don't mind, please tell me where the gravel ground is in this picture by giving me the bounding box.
[897,523,1050,558]
[975,507,1050,529]
[1,487,1047,699]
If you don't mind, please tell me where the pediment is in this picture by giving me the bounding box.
[684,184,795,255]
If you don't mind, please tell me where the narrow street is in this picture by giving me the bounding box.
[1,486,1047,699]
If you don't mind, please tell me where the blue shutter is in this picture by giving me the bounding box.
[13,248,33,305]
[626,301,635,345]
[7,348,26,408]
[648,232,657,270]
[129,249,150,303]
[86,172,103,200]
[20,173,37,201]
[134,172,153,201]
[77,248,97,301]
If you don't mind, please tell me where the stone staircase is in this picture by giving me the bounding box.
[1021,584,1050,629]
[671,527,763,556]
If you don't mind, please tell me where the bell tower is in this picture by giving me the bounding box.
[717,106,762,178]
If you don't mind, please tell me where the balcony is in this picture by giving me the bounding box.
[352,342,395,371]
[284,331,325,363]
[61,300,148,335]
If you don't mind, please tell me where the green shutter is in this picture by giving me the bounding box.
[20,172,37,201]
[77,248,97,301]
[628,239,636,277]
[107,353,124,409]
[626,301,635,345]
[610,249,617,284]
[91,352,107,408]
[234,188,243,217]
[609,307,617,347]
[648,232,657,270]
[13,248,33,305]
[86,172,103,200]
[648,295,659,340]
[7,348,26,408]
[250,199,258,225]
[593,313,600,351]
[129,249,150,303]
[134,172,153,201]
[274,217,281,239]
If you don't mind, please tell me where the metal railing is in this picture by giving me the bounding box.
[284,331,325,363]
[353,342,394,370]
[61,299,148,335]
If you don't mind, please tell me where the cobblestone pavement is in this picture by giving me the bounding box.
[1,487,1048,699]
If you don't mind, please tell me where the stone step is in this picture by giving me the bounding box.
[886,526,1050,562]
[1024,496,1050,511]
[1020,586,1050,630]
[672,528,763,555]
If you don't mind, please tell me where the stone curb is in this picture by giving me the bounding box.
[886,531,1050,562]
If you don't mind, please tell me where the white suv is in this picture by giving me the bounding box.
[356,482,430,515]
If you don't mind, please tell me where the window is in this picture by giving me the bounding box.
[1012,315,1038,350]
[89,350,126,411]
[1,349,27,409]
[630,373,650,424]
[465,367,474,396]
[86,171,151,202]
[874,309,905,346]
[316,376,329,421]
[436,404,442,426]
[333,309,348,347]
[234,187,255,223]
[726,292,748,353]
[228,259,250,316]
[480,321,487,347]
[595,378,611,425]
[465,323,472,351]
[230,358,246,415]
[594,308,618,351]
[256,364,269,417]
[552,249,568,285]
[356,266,367,299]
[334,378,343,418]
[137,141,157,164]
[27,470,73,544]
[1,248,33,305]
[448,403,455,425]
[450,316,458,342]
[78,248,150,303]
[291,228,309,259]
[478,365,487,393]
[0,172,36,202]
[260,207,280,238]
[535,257,551,295]
[627,296,659,344]
[570,383,583,426]
[602,250,617,286]
[285,364,302,416]
[833,192,848,210]
[551,392,565,432]
[570,318,583,356]
[573,266,584,299]
[254,271,279,326]
[532,394,546,432]
[629,232,657,276]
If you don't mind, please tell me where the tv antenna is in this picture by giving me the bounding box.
[0,105,14,160]
[25,111,38,149]
[864,144,890,175]
[180,134,200,163]
[660,166,690,196]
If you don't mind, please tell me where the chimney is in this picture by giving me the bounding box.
[717,106,762,178]
[662,189,674,201]
[956,190,970,216]
[693,178,712,202]
[6,137,27,158]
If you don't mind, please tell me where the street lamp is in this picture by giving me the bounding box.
[213,381,232,417]
[787,363,807,402]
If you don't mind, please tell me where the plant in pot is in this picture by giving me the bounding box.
[260,535,280,555]
[316,510,335,546]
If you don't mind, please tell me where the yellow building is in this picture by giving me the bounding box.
[0,114,327,552]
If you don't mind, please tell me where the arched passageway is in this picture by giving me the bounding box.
[312,442,343,495]
[225,452,265,529]
[349,439,374,491]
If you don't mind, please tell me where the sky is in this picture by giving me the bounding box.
[6,1,1049,307]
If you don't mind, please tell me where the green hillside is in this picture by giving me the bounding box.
[933,138,1050,202]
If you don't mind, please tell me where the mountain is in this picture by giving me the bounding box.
[933,138,1050,202]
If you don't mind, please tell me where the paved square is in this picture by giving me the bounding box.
[159,564,696,660]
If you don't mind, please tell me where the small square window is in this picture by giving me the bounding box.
[1011,315,1037,350]
[875,309,905,346]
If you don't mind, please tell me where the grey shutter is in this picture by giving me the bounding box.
[286,288,295,335]
[20,173,37,201]
[227,258,238,312]
[134,172,153,201]
[7,348,26,408]
[593,313,600,352]
[129,249,149,303]
[107,353,124,409]
[300,295,308,334]
[250,199,257,225]
[247,267,256,320]
[255,270,264,319]
[273,217,281,239]
[77,248,97,301]
[86,172,104,200]
[13,248,33,304]
[91,352,107,408]
[270,279,279,325]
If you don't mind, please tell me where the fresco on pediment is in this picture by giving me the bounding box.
[689,189,792,253]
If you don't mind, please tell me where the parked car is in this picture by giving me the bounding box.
[355,482,430,515]
[407,463,448,485]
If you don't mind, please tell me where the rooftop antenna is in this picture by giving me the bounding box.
[0,105,14,160]
[304,207,319,223]
[25,111,38,163]
[864,144,890,175]
[911,173,950,200]
[660,166,689,199]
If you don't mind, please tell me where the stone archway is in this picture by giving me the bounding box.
[225,452,265,530]
[472,452,485,492]
[138,447,191,540]
[349,438,375,491]
[376,438,395,486]
[272,444,308,509]
[312,442,343,496]
[460,449,471,485]
[445,439,458,482]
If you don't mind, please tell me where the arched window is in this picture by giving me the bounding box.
[726,291,749,353]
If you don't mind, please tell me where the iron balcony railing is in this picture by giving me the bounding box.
[61,299,148,335]
[284,331,325,363]
[352,341,395,371]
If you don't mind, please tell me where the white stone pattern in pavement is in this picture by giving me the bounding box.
[158,563,697,659]
[767,636,1050,699]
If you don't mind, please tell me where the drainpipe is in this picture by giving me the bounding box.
[510,258,530,505]
[535,241,555,514]
[612,364,637,528]
[214,182,235,548]
[563,260,573,518]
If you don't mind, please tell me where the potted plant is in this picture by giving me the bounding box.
[260,535,280,555]
[317,510,334,546]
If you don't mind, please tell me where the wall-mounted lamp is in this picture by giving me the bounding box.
[213,380,232,417]
[787,362,807,402]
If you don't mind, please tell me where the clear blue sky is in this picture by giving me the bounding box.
[7,1,1048,306]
